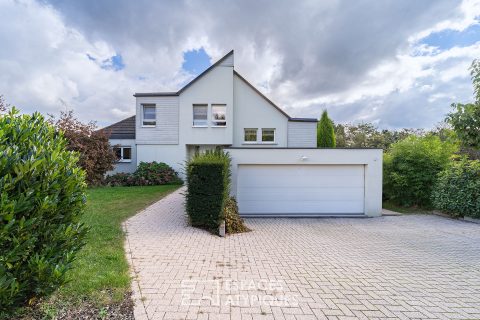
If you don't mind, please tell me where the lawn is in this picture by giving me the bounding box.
[49,185,180,307]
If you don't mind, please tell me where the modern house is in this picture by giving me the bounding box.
[102,50,382,217]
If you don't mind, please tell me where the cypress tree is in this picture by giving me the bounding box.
[317,110,336,148]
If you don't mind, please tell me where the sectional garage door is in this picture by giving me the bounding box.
[237,164,365,216]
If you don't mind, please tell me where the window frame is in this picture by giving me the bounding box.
[113,146,132,163]
[261,128,276,143]
[211,104,227,127]
[142,104,156,127]
[192,104,208,127]
[243,128,258,143]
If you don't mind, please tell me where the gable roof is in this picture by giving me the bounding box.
[134,50,234,98]
[99,115,136,139]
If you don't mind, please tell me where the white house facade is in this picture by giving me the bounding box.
[102,50,383,217]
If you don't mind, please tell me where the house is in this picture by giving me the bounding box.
[103,50,383,217]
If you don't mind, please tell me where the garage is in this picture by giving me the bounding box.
[237,164,365,216]
[227,148,383,217]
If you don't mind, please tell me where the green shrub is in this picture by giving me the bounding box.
[432,159,480,218]
[185,151,231,232]
[383,135,458,207]
[105,162,183,186]
[317,110,336,148]
[0,109,87,315]
[223,197,250,234]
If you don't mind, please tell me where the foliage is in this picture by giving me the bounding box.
[50,111,117,185]
[317,110,336,148]
[335,122,423,149]
[383,135,458,207]
[446,103,480,150]
[471,59,480,104]
[0,109,87,315]
[223,197,250,234]
[432,158,480,218]
[0,95,10,113]
[105,162,183,186]
[185,151,231,233]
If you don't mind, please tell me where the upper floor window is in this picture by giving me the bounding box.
[113,146,132,162]
[244,128,258,142]
[212,104,226,127]
[142,104,156,126]
[193,104,208,126]
[261,128,275,142]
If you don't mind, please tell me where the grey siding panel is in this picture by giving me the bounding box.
[219,54,234,67]
[288,121,317,148]
[136,96,179,144]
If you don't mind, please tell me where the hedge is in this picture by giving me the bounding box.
[105,161,183,186]
[432,158,480,218]
[185,151,231,232]
[0,109,87,315]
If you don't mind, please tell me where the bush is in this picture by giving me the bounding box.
[104,162,183,186]
[50,111,117,185]
[383,135,458,207]
[185,151,231,232]
[0,109,87,315]
[223,197,250,234]
[317,110,336,148]
[432,159,480,218]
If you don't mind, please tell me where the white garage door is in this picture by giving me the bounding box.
[237,164,365,216]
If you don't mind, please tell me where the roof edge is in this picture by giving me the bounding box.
[289,118,318,122]
[233,70,291,119]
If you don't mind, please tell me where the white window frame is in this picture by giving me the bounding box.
[261,128,276,143]
[114,146,132,163]
[193,104,208,127]
[243,128,258,143]
[211,104,227,127]
[142,104,156,127]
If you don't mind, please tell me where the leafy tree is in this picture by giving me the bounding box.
[317,110,336,148]
[0,95,10,113]
[383,135,458,207]
[0,109,87,314]
[50,111,117,185]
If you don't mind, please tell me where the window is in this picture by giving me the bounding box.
[142,104,156,126]
[113,146,132,162]
[212,104,226,127]
[193,104,208,126]
[244,128,258,142]
[262,128,275,142]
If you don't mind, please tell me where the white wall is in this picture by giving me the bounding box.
[288,121,317,147]
[136,96,179,144]
[136,144,186,178]
[108,139,137,174]
[227,148,383,217]
[233,74,289,147]
[179,65,233,145]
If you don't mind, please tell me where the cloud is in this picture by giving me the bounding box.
[0,0,479,129]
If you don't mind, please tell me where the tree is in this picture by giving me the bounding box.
[50,111,117,185]
[0,95,10,113]
[317,110,336,148]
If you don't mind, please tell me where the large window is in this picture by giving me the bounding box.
[193,104,208,126]
[113,146,132,162]
[142,104,156,126]
[244,128,258,142]
[211,104,226,127]
[261,128,275,142]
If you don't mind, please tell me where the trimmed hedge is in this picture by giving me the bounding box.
[0,109,87,315]
[105,161,183,186]
[432,158,480,218]
[185,151,231,232]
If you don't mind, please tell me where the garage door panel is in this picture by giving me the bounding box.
[237,164,365,216]
[237,187,364,201]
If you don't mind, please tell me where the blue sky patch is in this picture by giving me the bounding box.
[182,48,211,75]
[420,23,480,50]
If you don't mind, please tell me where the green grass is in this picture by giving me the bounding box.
[383,200,434,214]
[51,185,181,306]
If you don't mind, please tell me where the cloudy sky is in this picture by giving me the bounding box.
[1,0,479,129]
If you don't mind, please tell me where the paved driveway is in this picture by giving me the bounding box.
[124,188,480,320]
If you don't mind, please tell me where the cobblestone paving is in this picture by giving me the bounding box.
[124,188,480,320]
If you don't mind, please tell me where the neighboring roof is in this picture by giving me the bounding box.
[289,118,318,122]
[133,50,234,98]
[99,115,136,139]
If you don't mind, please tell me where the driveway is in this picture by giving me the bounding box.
[124,188,480,320]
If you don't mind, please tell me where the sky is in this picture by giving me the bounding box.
[0,0,479,129]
